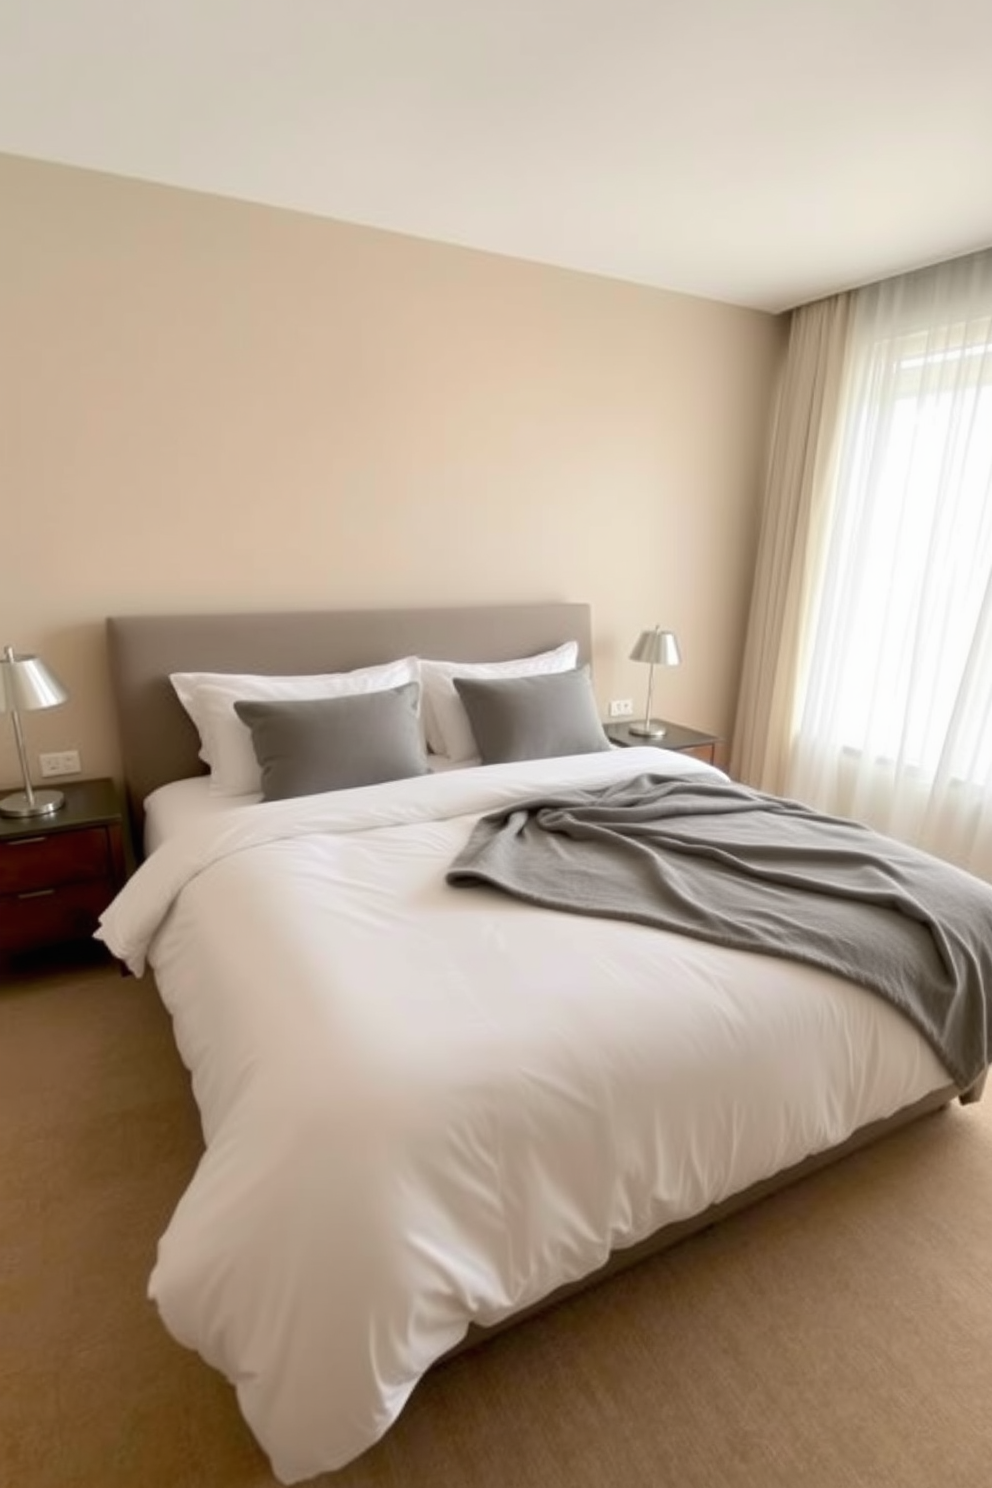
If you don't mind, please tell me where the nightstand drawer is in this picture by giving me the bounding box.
[0,827,110,894]
[0,877,113,954]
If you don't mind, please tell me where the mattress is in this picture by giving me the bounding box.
[101,747,948,1481]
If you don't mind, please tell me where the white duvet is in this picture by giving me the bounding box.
[97,748,947,1482]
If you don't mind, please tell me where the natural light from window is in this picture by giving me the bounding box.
[800,321,992,787]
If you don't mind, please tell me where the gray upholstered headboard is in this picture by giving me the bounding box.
[107,603,592,840]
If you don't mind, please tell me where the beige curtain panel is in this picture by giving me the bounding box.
[730,292,852,792]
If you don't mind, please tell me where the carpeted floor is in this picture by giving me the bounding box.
[2,958,992,1488]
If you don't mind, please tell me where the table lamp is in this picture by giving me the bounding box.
[628,626,680,738]
[0,645,69,817]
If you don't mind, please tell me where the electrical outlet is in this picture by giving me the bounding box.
[39,750,81,778]
[608,698,634,719]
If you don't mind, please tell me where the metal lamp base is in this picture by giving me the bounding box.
[628,721,667,738]
[0,788,65,818]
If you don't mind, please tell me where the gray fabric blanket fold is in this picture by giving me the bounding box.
[446,772,992,1089]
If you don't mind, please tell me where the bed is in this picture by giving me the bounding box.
[99,603,990,1484]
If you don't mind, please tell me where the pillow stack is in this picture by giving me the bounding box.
[418,641,579,761]
[169,639,609,803]
[170,657,421,797]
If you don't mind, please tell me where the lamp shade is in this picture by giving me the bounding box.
[0,650,68,712]
[629,628,681,667]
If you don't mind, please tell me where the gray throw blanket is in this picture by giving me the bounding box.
[447,772,992,1089]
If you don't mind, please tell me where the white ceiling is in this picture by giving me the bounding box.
[2,0,991,313]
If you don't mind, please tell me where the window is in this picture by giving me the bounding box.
[785,252,992,872]
[812,321,992,779]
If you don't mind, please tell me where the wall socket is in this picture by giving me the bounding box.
[608,698,634,718]
[39,750,81,778]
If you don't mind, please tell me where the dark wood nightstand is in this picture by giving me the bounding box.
[606,721,720,766]
[0,778,128,963]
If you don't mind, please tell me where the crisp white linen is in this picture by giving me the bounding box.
[143,777,262,855]
[98,749,948,1482]
[142,760,475,856]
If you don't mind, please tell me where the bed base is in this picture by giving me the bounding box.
[959,1068,987,1103]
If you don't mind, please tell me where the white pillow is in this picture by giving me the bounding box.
[170,658,422,796]
[420,642,579,762]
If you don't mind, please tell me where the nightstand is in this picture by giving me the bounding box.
[0,778,128,962]
[606,720,720,765]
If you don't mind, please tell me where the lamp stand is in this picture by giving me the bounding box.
[0,706,64,818]
[628,662,667,738]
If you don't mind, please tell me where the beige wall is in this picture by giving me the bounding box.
[0,153,785,790]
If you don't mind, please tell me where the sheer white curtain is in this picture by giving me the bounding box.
[785,250,992,879]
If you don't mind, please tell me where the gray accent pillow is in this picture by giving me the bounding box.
[453,667,610,764]
[233,683,429,801]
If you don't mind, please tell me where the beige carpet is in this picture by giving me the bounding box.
[2,959,992,1488]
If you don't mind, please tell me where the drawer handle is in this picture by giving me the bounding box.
[8,837,47,846]
[17,888,56,899]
